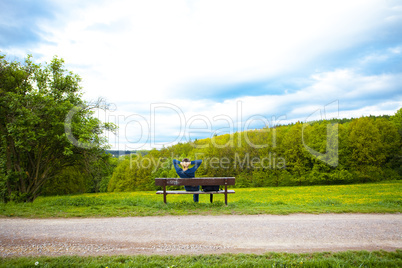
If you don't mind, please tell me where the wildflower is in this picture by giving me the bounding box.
[35,261,39,266]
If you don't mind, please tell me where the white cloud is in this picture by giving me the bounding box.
[26,0,393,103]
[389,46,402,54]
[3,0,401,149]
[105,69,402,149]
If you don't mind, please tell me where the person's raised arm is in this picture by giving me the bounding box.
[172,159,182,172]
[190,160,202,171]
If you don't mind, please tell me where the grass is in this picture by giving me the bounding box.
[0,181,401,218]
[1,251,401,267]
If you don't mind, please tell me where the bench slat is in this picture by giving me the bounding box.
[156,190,235,194]
[155,177,235,186]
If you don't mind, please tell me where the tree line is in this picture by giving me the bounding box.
[108,110,402,191]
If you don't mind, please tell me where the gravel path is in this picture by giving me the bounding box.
[0,214,401,256]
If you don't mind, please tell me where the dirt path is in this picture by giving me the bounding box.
[0,214,401,256]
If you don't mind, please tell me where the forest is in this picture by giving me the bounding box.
[107,111,402,192]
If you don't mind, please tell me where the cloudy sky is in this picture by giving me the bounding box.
[1,0,402,150]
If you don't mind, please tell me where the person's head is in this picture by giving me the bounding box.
[181,158,190,170]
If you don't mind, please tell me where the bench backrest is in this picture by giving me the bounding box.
[155,177,235,186]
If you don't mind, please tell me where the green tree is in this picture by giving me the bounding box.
[348,117,384,182]
[107,157,130,192]
[374,118,400,162]
[390,108,402,176]
[0,54,115,202]
[282,123,311,185]
[108,154,155,192]
[41,165,89,195]
[391,107,402,134]
[82,152,118,193]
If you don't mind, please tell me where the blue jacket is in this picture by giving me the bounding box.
[173,159,202,178]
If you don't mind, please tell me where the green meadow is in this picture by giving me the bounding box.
[1,251,401,268]
[1,181,401,218]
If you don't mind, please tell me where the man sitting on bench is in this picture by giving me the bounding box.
[173,158,203,202]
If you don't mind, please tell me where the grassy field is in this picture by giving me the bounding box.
[1,181,401,218]
[1,251,401,267]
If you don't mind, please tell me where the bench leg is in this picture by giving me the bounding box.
[163,185,167,204]
[210,194,213,203]
[225,185,228,205]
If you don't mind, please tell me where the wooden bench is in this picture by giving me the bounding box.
[155,177,235,205]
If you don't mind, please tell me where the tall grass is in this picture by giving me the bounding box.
[0,181,401,218]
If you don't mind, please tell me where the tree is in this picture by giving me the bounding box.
[347,117,384,182]
[107,154,155,192]
[348,117,384,166]
[0,54,115,202]
[391,107,402,134]
[390,108,402,176]
[41,165,89,196]
[282,123,311,185]
[374,118,400,162]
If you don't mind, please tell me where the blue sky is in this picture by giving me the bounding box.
[1,0,402,150]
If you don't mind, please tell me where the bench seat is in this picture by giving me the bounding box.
[156,190,235,194]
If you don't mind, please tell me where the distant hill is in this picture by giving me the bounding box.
[106,150,149,157]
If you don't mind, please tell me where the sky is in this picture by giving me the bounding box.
[1,0,402,150]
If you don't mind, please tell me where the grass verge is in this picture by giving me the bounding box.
[1,251,401,267]
[0,181,401,218]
